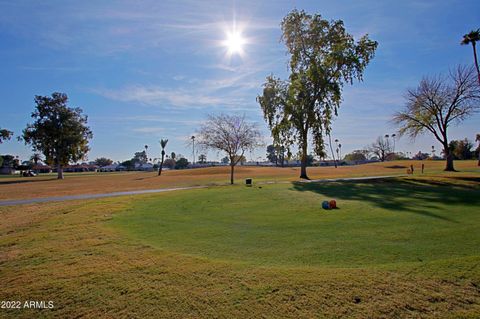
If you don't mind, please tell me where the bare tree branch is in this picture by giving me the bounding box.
[392,65,480,171]
[197,114,262,184]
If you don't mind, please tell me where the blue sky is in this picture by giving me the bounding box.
[1,0,479,163]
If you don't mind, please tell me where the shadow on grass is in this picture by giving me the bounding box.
[134,176,159,181]
[0,178,58,185]
[292,177,480,223]
[444,176,480,183]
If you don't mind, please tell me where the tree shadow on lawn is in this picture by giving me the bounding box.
[0,178,58,185]
[292,177,480,223]
[445,176,480,183]
[384,165,408,169]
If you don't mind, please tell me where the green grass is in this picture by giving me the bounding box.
[1,173,479,318]
[110,176,480,269]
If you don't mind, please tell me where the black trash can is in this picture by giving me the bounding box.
[245,178,252,186]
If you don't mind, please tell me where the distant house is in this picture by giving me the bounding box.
[0,155,19,175]
[134,163,154,171]
[99,164,127,172]
[32,164,52,173]
[0,167,15,175]
[100,164,117,172]
[62,164,99,173]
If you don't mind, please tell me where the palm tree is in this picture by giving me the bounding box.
[476,133,480,166]
[191,136,196,164]
[30,153,41,165]
[158,139,168,176]
[391,133,396,154]
[328,134,337,168]
[30,153,42,173]
[462,29,480,85]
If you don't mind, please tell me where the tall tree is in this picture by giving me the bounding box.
[30,153,42,173]
[266,144,278,166]
[94,157,113,167]
[476,133,480,166]
[266,144,286,166]
[393,65,480,171]
[198,114,261,184]
[344,150,368,162]
[258,10,377,179]
[158,139,168,176]
[133,151,148,164]
[0,128,13,143]
[22,93,93,179]
[368,136,392,162]
[267,144,285,167]
[198,154,207,163]
[144,144,149,161]
[449,138,474,160]
[174,157,189,169]
[461,29,480,85]
[30,153,42,165]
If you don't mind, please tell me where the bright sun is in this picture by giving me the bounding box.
[224,30,246,56]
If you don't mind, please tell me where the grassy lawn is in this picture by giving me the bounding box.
[0,160,478,201]
[110,177,480,268]
[1,171,479,318]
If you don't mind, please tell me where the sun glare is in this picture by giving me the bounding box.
[223,30,246,56]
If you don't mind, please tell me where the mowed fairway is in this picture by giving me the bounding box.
[111,178,480,267]
[1,160,478,201]
[1,165,480,318]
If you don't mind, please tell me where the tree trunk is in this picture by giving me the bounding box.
[472,43,480,85]
[328,133,337,168]
[57,164,64,179]
[158,152,165,176]
[300,138,309,179]
[444,148,455,171]
[230,163,234,184]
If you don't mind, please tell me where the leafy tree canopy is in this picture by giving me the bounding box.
[0,128,13,143]
[175,158,189,169]
[258,9,377,179]
[344,150,368,162]
[94,157,114,167]
[449,138,475,160]
[0,155,19,168]
[133,151,148,164]
[22,92,93,179]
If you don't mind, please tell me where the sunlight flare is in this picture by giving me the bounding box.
[224,30,246,56]
[221,18,249,59]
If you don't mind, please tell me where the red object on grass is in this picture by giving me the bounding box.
[329,200,337,209]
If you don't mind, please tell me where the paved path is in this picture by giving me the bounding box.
[0,186,208,207]
[0,175,406,207]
